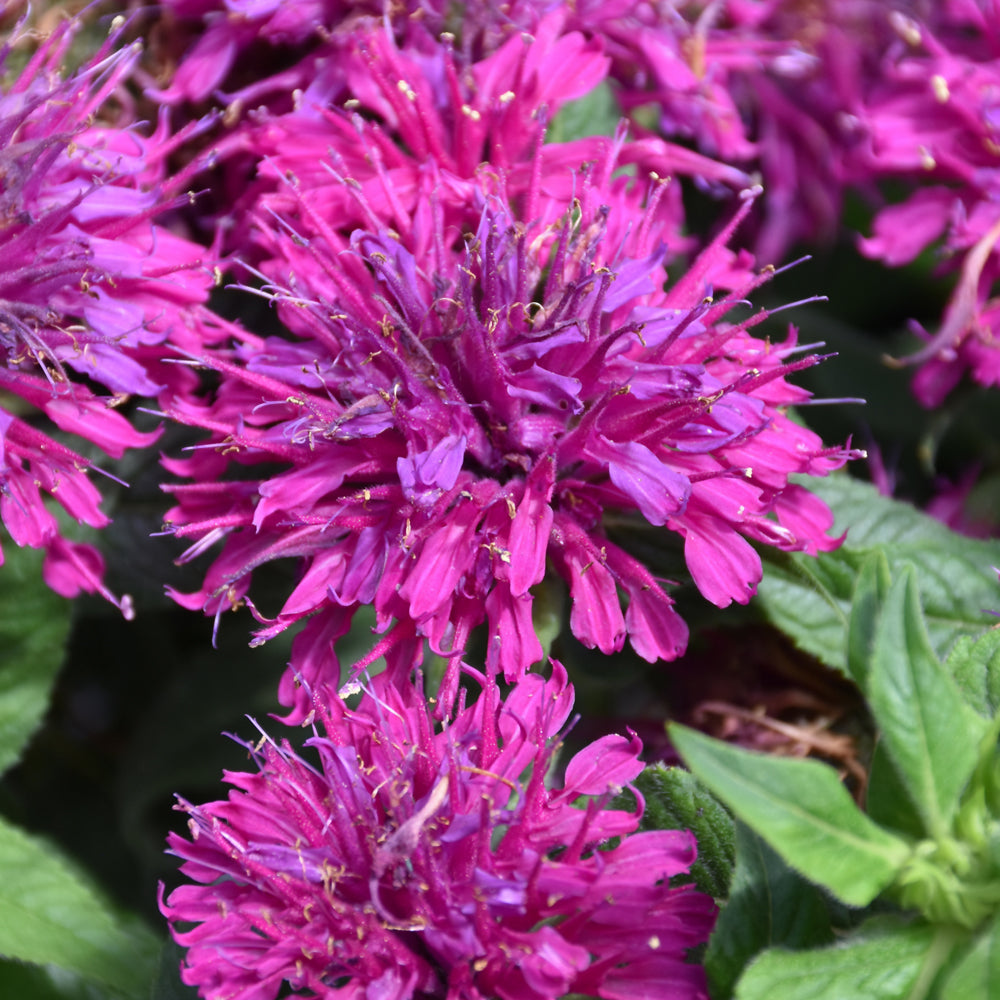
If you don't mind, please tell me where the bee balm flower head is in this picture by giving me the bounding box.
[162,664,716,1000]
[0,18,212,609]
[164,178,856,719]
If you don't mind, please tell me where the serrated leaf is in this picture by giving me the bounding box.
[846,550,892,687]
[754,548,854,669]
[0,815,158,996]
[948,628,1000,719]
[624,763,735,899]
[868,568,989,837]
[756,477,1000,673]
[940,911,1000,1000]
[706,822,833,999]
[735,916,939,1000]
[670,725,910,907]
[0,538,73,776]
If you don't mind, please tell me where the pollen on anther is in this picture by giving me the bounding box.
[889,11,922,46]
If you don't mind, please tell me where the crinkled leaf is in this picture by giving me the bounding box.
[735,916,939,1000]
[0,815,158,996]
[616,763,735,899]
[706,822,833,1000]
[940,911,1000,1000]
[757,477,1000,673]
[846,550,891,688]
[670,725,910,907]
[0,538,73,776]
[948,628,1000,719]
[868,568,988,837]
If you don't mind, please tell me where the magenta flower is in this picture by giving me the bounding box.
[151,0,604,109]
[151,0,359,106]
[163,166,854,718]
[852,5,1000,404]
[575,0,901,263]
[157,7,750,261]
[162,663,715,1000]
[0,20,213,609]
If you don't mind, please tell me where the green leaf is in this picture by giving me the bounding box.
[670,725,910,907]
[546,81,621,144]
[940,911,1000,1000]
[0,960,110,1000]
[754,549,854,670]
[866,740,926,840]
[622,763,735,899]
[867,568,989,837]
[846,550,892,687]
[152,940,199,1000]
[706,822,833,999]
[756,477,1000,673]
[948,628,1000,719]
[0,815,158,996]
[735,916,943,1000]
[0,538,73,776]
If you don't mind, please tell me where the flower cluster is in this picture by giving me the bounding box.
[148,6,753,253]
[162,664,716,1000]
[0,18,212,610]
[0,7,924,998]
[147,1,1000,407]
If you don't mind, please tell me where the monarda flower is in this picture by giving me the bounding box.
[569,0,900,263]
[163,174,855,717]
[853,5,1000,405]
[0,19,212,609]
[162,663,716,1000]
[155,6,750,260]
